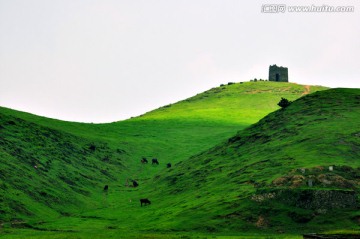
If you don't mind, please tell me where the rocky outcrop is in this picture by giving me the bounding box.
[254,189,358,210]
[277,189,357,210]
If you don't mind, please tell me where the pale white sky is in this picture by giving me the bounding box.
[1,0,359,123]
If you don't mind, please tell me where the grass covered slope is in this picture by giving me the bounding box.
[0,82,332,237]
[0,112,127,222]
[139,82,326,124]
[145,88,360,233]
[0,82,327,188]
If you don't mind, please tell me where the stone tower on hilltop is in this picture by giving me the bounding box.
[269,64,288,82]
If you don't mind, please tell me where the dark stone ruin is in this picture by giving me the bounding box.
[269,64,288,82]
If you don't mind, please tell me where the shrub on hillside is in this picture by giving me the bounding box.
[278,97,292,108]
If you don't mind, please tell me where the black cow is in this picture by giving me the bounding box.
[167,163,172,168]
[103,185,108,191]
[140,198,151,207]
[132,180,139,187]
[152,158,159,165]
[141,157,148,164]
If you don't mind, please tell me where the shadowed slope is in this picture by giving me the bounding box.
[0,113,126,222]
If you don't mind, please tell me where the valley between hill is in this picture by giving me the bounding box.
[2,82,359,238]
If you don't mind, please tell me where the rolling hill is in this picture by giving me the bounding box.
[143,88,360,234]
[4,82,357,238]
[0,82,326,174]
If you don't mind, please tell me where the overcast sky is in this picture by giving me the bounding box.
[1,0,359,123]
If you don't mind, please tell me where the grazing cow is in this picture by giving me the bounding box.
[132,180,139,187]
[167,163,171,168]
[152,158,159,165]
[103,185,108,191]
[141,157,148,164]
[140,198,151,207]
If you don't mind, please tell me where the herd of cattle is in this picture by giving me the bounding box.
[141,157,172,168]
[103,157,171,206]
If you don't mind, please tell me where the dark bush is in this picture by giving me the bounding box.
[278,98,292,108]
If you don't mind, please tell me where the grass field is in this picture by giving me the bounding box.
[2,81,359,238]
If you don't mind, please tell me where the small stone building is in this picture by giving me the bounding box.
[269,64,288,82]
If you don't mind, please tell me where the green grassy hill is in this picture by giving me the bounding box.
[37,87,358,238]
[4,82,355,238]
[0,112,127,222]
[0,82,326,170]
[143,88,360,234]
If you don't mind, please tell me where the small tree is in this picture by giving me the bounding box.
[278,97,292,108]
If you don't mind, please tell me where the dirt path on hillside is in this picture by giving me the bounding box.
[301,85,311,96]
